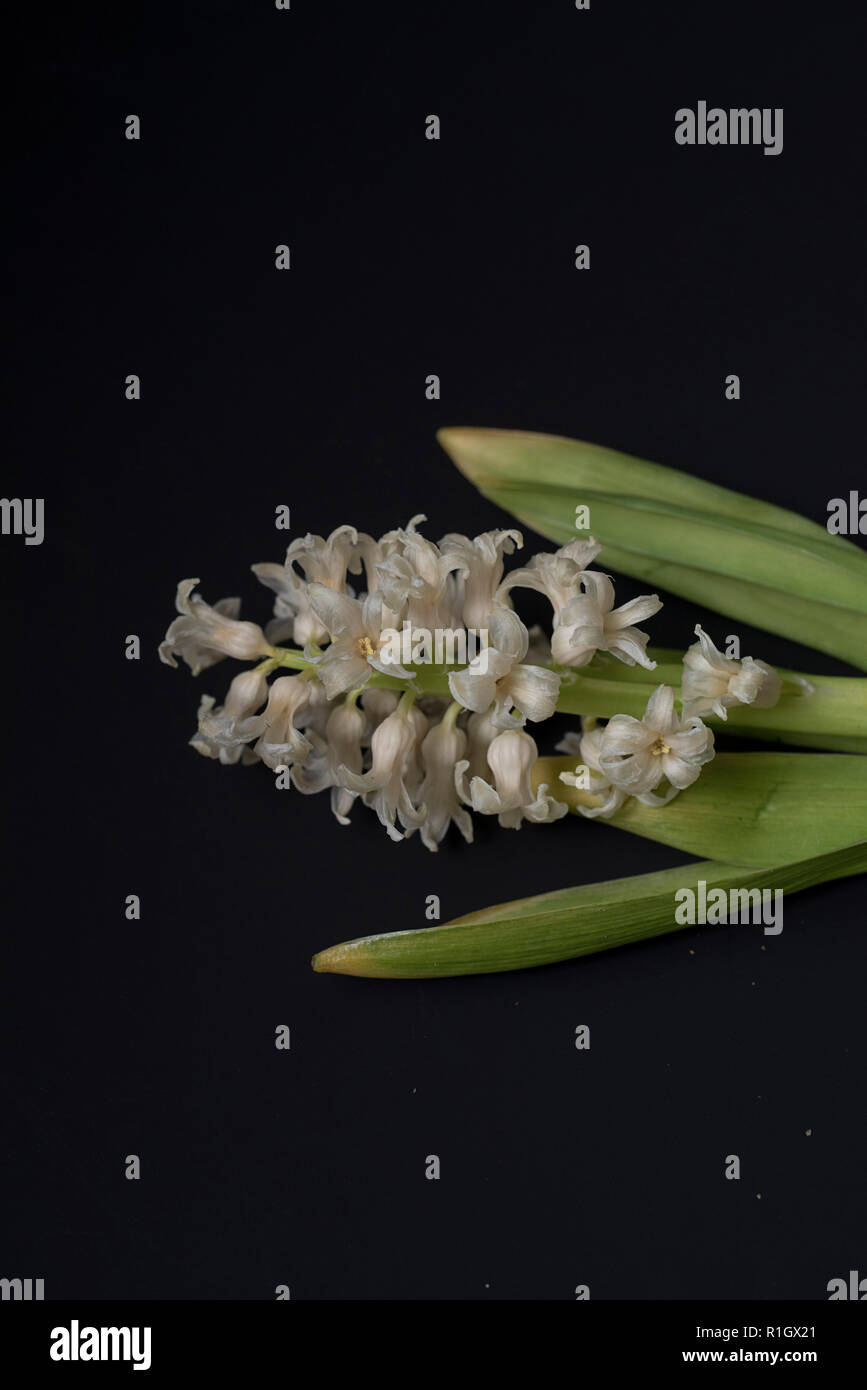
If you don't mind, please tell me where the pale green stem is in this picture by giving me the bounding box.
[265,646,867,753]
[441,699,463,731]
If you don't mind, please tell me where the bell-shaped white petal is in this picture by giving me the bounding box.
[448,647,514,713]
[253,527,372,648]
[341,702,427,841]
[418,718,473,851]
[682,626,782,719]
[496,663,561,727]
[160,580,270,674]
[464,708,500,781]
[497,537,602,614]
[372,515,469,631]
[248,675,316,770]
[360,688,400,728]
[293,699,367,825]
[448,609,556,728]
[438,528,523,628]
[555,572,661,669]
[455,729,567,829]
[251,559,329,647]
[597,684,715,803]
[191,668,270,765]
[308,587,412,698]
[285,525,364,589]
[556,725,628,819]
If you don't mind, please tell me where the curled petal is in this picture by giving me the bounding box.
[578,571,616,614]
[159,579,269,674]
[643,684,677,733]
[306,583,362,639]
[605,624,656,670]
[499,663,561,725]
[598,713,651,756]
[604,592,663,629]
[486,607,529,662]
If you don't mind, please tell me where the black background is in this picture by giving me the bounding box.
[3,1,866,1301]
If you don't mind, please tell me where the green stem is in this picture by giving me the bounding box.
[267,646,867,753]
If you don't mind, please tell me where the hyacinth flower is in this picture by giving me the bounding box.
[161,433,867,978]
[160,520,712,846]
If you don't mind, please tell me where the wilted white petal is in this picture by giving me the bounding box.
[457,729,567,829]
[438,528,523,628]
[464,709,500,781]
[448,609,537,725]
[293,699,367,824]
[448,664,499,714]
[486,606,529,661]
[596,714,651,756]
[286,526,364,589]
[251,559,329,647]
[682,626,782,720]
[372,516,469,630]
[418,716,473,851]
[604,623,656,668]
[191,668,270,765]
[361,688,400,729]
[747,659,783,708]
[293,677,332,737]
[248,675,316,770]
[598,684,714,801]
[306,584,361,639]
[554,573,660,670]
[605,592,664,628]
[308,586,412,698]
[643,683,677,732]
[160,579,270,675]
[551,593,605,667]
[448,644,514,709]
[341,701,427,841]
[496,663,561,726]
[554,725,629,819]
[497,537,602,614]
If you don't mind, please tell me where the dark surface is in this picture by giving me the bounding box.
[2,1,865,1300]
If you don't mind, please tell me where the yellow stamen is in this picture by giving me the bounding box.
[651,737,670,756]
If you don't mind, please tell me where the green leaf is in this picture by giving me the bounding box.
[437,427,867,670]
[311,840,867,978]
[535,752,867,866]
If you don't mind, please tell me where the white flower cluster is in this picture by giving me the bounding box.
[160,519,781,847]
[557,625,783,818]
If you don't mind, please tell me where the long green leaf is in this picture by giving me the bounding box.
[437,427,867,670]
[535,752,867,865]
[312,840,867,978]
